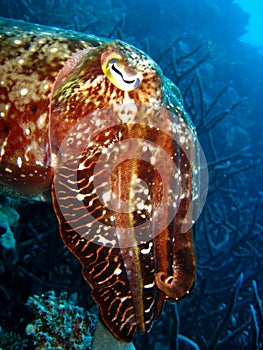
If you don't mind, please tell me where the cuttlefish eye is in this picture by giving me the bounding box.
[101,52,142,91]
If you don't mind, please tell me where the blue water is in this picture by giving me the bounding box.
[0,1,262,349]
[235,0,263,46]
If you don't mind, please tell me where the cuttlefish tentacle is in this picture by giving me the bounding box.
[155,230,196,301]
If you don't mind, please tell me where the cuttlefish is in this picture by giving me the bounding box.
[0,17,202,342]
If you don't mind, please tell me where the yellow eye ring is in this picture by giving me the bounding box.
[101,52,142,91]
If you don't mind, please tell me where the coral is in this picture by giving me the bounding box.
[0,327,25,349]
[25,290,136,349]
[0,196,20,250]
[25,290,98,349]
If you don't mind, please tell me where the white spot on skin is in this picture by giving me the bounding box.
[76,132,82,139]
[51,153,57,168]
[102,190,111,204]
[35,160,44,166]
[37,113,47,129]
[14,39,22,45]
[97,236,114,245]
[114,267,122,275]
[76,193,85,201]
[16,157,22,168]
[20,88,28,96]
[150,156,156,164]
[144,282,155,289]
[78,162,86,171]
[141,242,153,254]
[136,202,145,210]
[25,128,31,136]
[0,135,9,160]
[147,204,152,213]
[50,47,58,53]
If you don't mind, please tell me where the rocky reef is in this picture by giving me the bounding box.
[25,290,97,349]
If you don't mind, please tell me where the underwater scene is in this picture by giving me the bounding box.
[0,0,262,349]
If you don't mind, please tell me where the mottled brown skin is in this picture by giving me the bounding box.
[0,17,197,342]
[0,17,104,197]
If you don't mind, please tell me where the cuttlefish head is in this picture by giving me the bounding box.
[50,40,165,150]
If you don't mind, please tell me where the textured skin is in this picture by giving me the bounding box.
[0,17,198,342]
[0,17,105,197]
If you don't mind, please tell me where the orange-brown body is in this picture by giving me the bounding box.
[0,17,199,342]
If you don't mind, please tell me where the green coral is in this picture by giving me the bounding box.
[0,197,20,250]
[0,329,24,349]
[26,290,98,349]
